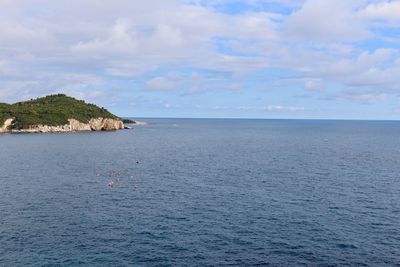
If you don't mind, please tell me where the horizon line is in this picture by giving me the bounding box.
[122,116,400,122]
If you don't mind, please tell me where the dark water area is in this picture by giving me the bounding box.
[1,119,400,266]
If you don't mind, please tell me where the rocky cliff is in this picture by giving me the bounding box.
[0,117,124,133]
[0,118,14,133]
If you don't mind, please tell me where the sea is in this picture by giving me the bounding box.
[1,119,399,266]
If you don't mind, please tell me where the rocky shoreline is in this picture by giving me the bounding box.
[0,117,125,133]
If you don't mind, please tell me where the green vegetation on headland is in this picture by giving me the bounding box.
[0,94,119,129]
[122,119,136,124]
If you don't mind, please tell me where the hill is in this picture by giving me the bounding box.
[0,94,121,130]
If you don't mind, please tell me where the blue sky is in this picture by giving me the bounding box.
[0,0,399,119]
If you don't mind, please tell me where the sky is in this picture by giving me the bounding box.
[0,0,399,119]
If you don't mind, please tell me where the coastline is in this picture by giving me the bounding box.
[0,117,125,134]
[1,117,147,134]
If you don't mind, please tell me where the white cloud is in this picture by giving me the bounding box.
[331,90,388,104]
[0,0,399,109]
[145,76,178,91]
[305,78,324,91]
[285,0,371,41]
[71,19,138,57]
[361,1,400,21]
[238,105,305,112]
[265,105,305,111]
[318,49,400,89]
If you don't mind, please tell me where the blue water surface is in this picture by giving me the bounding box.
[1,119,400,266]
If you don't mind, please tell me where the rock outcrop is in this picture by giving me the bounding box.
[0,118,15,133]
[88,118,124,131]
[69,119,92,131]
[0,117,124,133]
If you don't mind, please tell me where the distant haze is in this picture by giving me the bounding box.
[0,0,399,120]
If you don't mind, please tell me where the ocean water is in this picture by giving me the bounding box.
[0,119,400,266]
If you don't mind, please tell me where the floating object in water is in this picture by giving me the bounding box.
[129,175,134,179]
[108,181,114,187]
[133,185,139,190]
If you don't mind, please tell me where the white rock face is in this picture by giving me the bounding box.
[0,117,124,133]
[69,119,92,131]
[0,118,15,133]
[88,118,124,131]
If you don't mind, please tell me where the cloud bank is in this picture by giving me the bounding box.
[0,0,399,118]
